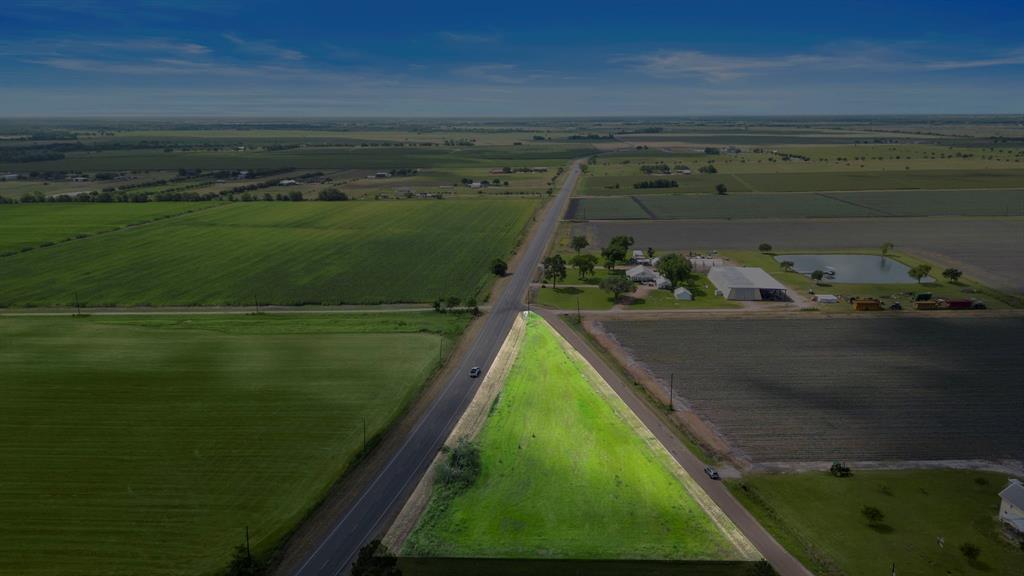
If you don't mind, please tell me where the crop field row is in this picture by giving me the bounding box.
[0,199,537,307]
[0,203,213,254]
[405,314,750,561]
[0,144,594,173]
[569,189,1024,220]
[579,169,1024,196]
[584,217,1024,294]
[596,317,1024,463]
[0,312,467,576]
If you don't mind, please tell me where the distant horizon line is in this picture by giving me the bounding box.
[0,113,1021,121]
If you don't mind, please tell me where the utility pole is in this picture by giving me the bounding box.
[576,294,581,323]
[253,292,260,314]
[245,526,252,568]
[74,291,81,316]
[362,417,366,455]
[669,373,674,411]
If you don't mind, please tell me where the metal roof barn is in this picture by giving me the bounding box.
[708,267,789,301]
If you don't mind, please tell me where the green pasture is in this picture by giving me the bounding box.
[0,312,467,576]
[0,199,537,307]
[729,470,1024,576]
[0,203,211,254]
[404,314,745,560]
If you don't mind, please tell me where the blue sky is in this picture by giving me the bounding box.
[2,0,1023,116]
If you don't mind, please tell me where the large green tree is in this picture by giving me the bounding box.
[543,255,567,289]
[599,275,634,302]
[571,254,598,279]
[655,253,692,287]
[570,235,589,255]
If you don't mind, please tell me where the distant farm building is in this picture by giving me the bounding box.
[708,267,788,301]
[1,173,18,181]
[673,287,693,300]
[278,179,298,186]
[1000,479,1024,543]
[814,294,840,304]
[374,172,392,178]
[626,265,672,289]
[689,256,723,273]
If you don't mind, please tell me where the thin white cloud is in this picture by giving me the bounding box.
[614,50,838,80]
[453,63,551,84]
[222,33,304,61]
[924,48,1024,70]
[439,31,500,44]
[616,45,1024,80]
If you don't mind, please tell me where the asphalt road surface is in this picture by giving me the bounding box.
[293,161,582,576]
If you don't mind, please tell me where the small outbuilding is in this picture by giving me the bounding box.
[1001,479,1024,543]
[815,294,840,304]
[673,287,693,300]
[707,266,789,301]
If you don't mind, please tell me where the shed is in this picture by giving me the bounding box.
[673,287,693,300]
[707,267,789,301]
[1000,479,1024,540]
[815,294,839,304]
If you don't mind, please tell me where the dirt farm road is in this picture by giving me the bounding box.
[539,309,814,576]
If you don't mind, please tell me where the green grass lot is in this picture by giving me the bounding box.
[536,281,738,311]
[0,312,467,576]
[725,250,1021,310]
[729,470,1024,576]
[0,144,594,173]
[405,314,744,560]
[0,199,537,307]
[572,189,1024,220]
[536,286,615,310]
[0,203,210,254]
[629,284,740,310]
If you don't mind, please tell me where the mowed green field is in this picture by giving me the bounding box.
[0,203,213,254]
[405,314,746,560]
[0,199,537,307]
[0,313,467,576]
[570,189,1024,220]
[730,470,1024,576]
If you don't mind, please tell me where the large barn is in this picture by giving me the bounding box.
[708,267,789,301]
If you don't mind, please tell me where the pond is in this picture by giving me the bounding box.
[774,254,933,284]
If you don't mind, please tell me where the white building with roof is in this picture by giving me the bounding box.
[708,266,789,301]
[1000,479,1024,542]
[673,287,693,300]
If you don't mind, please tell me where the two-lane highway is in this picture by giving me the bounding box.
[294,161,582,575]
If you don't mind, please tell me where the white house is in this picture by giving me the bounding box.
[278,179,298,186]
[626,265,671,289]
[1000,479,1024,541]
[673,287,693,300]
[708,266,789,301]
[626,265,659,282]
